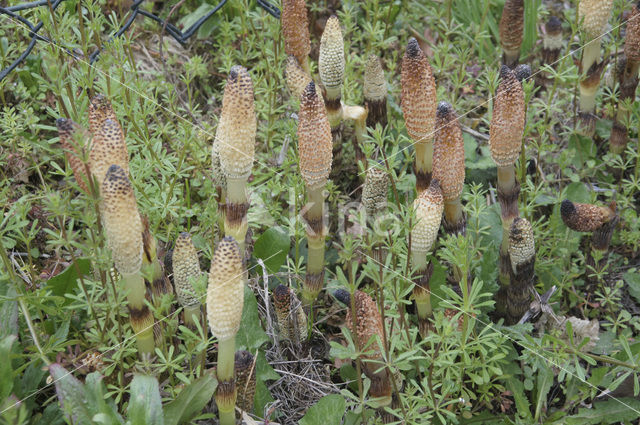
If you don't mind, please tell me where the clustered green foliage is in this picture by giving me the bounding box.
[1,0,640,424]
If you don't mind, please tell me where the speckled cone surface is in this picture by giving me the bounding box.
[401,38,437,143]
[625,4,640,63]
[281,0,310,67]
[89,119,129,187]
[560,200,616,232]
[411,180,444,253]
[101,165,142,275]
[578,0,614,39]
[489,66,525,167]
[297,82,333,190]
[211,138,226,188]
[217,66,256,180]
[172,232,201,308]
[345,290,384,361]
[56,118,89,193]
[285,55,312,100]
[318,16,345,100]
[364,55,386,102]
[273,285,307,341]
[362,167,389,216]
[88,94,119,137]
[508,217,535,271]
[207,236,245,342]
[499,0,524,55]
[432,102,465,202]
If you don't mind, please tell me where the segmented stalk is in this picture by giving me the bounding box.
[401,38,437,192]
[217,66,256,255]
[101,165,154,355]
[297,82,333,307]
[207,237,245,425]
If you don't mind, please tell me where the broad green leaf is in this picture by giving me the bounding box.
[0,335,16,401]
[624,270,640,305]
[84,373,122,425]
[45,258,92,300]
[50,363,93,425]
[564,398,640,424]
[163,372,216,425]
[563,182,591,204]
[0,285,18,339]
[252,227,290,274]
[236,285,269,351]
[127,375,164,425]
[299,394,346,425]
[254,351,278,415]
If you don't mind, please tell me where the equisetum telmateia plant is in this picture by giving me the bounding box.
[401,37,437,193]
[56,118,89,193]
[432,101,466,236]
[172,232,203,328]
[216,65,257,255]
[235,350,257,415]
[318,16,368,165]
[410,179,444,336]
[561,200,619,284]
[611,2,640,155]
[577,0,614,136]
[101,165,155,355]
[363,54,388,130]
[281,0,310,74]
[362,166,390,265]
[297,81,333,307]
[335,289,392,407]
[499,0,524,67]
[507,217,536,324]
[489,65,526,320]
[273,284,307,343]
[207,236,245,425]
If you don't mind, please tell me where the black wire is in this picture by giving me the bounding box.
[0,0,280,81]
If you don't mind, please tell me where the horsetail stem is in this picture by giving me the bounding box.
[410,179,444,335]
[498,0,524,67]
[281,0,311,74]
[506,217,535,324]
[207,236,245,425]
[56,118,90,193]
[217,65,256,255]
[297,81,333,307]
[101,165,154,355]
[577,0,614,136]
[401,38,437,192]
[363,54,388,129]
[234,350,256,415]
[172,232,202,328]
[489,65,525,300]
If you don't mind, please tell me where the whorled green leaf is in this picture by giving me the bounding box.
[163,372,216,425]
[0,335,17,402]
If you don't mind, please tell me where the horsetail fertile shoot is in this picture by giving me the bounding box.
[411,179,444,335]
[297,81,333,307]
[281,0,310,74]
[498,0,524,67]
[217,65,256,255]
[432,102,465,235]
[207,236,245,425]
[172,232,203,328]
[577,0,614,136]
[401,38,437,193]
[489,65,525,296]
[101,165,154,355]
[56,118,89,193]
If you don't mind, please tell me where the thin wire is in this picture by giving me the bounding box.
[358,13,640,179]
[359,250,640,415]
[0,249,282,414]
